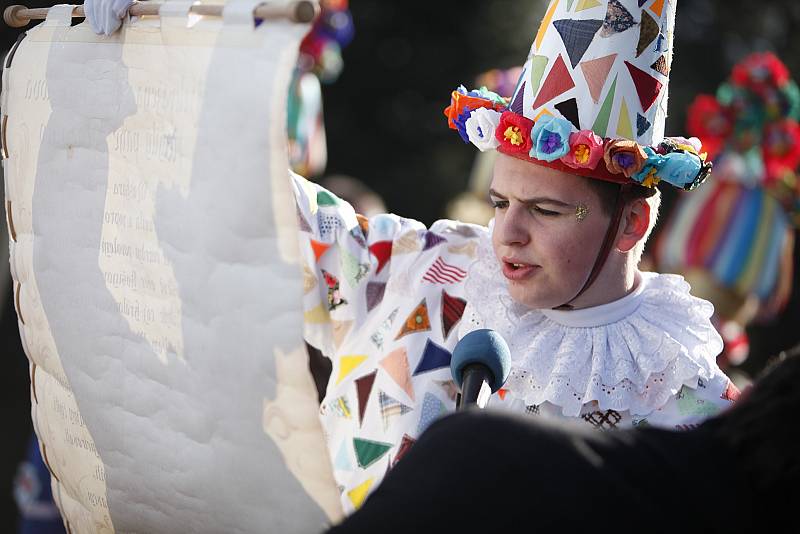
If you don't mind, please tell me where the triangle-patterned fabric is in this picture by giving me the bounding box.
[592,75,618,137]
[600,0,637,38]
[555,98,581,129]
[441,290,467,339]
[579,53,617,104]
[368,241,392,274]
[356,370,378,426]
[626,60,663,112]
[392,434,416,467]
[395,299,432,340]
[380,347,415,401]
[337,355,368,385]
[413,339,452,375]
[637,11,659,57]
[576,0,602,12]
[529,56,550,97]
[347,478,374,509]
[353,437,393,469]
[617,98,633,139]
[366,282,386,312]
[532,54,576,110]
[637,112,652,137]
[553,18,603,68]
[417,392,447,435]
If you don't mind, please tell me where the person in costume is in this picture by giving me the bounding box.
[84,0,735,515]
[656,52,800,371]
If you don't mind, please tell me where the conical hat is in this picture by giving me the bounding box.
[444,0,710,191]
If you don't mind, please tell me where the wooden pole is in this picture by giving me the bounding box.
[3,1,319,28]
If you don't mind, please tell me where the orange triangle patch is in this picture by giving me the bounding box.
[310,239,331,262]
[395,299,432,340]
[649,0,665,17]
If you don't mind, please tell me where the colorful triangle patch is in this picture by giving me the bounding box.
[553,19,603,68]
[370,308,398,350]
[529,55,550,97]
[310,239,331,262]
[304,303,330,325]
[413,339,452,375]
[366,282,387,312]
[317,190,339,207]
[332,320,353,349]
[334,440,353,471]
[378,391,413,431]
[650,0,665,17]
[534,0,560,51]
[337,355,368,385]
[580,53,617,104]
[327,395,352,418]
[349,227,367,248]
[637,113,652,138]
[423,231,447,251]
[317,212,343,240]
[341,249,369,287]
[353,437,393,469]
[555,98,580,129]
[369,241,392,274]
[591,75,617,137]
[651,54,669,76]
[392,434,416,467]
[322,269,347,311]
[392,230,420,255]
[395,299,431,340]
[626,60,663,112]
[616,98,633,139]
[575,0,601,12]
[380,347,415,401]
[532,54,576,110]
[509,80,526,115]
[441,290,467,340]
[356,371,378,426]
[600,0,636,38]
[448,241,478,258]
[417,392,447,434]
[637,11,659,57]
[347,478,374,509]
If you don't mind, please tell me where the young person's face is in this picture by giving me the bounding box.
[489,153,612,309]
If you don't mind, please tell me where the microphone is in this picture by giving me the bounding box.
[451,329,511,410]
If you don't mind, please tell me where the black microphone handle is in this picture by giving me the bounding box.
[457,364,495,410]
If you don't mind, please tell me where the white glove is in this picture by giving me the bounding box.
[83,0,135,35]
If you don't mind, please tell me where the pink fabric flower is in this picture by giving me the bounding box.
[561,130,604,170]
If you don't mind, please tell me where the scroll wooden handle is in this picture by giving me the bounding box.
[3,1,319,28]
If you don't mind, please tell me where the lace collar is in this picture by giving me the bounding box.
[459,228,724,417]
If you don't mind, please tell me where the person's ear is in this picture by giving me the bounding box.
[616,197,650,253]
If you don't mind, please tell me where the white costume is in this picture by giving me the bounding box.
[293,172,736,514]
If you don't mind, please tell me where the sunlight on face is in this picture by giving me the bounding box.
[489,153,611,309]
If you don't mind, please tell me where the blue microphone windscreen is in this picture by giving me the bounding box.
[450,329,511,393]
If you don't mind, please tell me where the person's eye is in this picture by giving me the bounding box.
[491,199,509,210]
[531,206,560,216]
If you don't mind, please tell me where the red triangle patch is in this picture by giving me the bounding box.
[356,371,378,426]
[625,61,663,112]
[532,55,576,110]
[369,241,392,274]
[310,239,331,262]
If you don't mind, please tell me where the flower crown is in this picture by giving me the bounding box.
[444,85,712,191]
[686,52,800,225]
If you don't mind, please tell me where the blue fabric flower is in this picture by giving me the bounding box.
[455,108,473,143]
[633,147,703,188]
[529,115,573,162]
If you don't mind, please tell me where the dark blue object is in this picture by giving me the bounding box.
[451,329,511,393]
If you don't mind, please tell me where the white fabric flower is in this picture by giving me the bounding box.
[465,108,502,152]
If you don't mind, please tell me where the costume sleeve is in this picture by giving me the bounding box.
[638,373,740,430]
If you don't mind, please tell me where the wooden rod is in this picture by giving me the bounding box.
[3,1,319,28]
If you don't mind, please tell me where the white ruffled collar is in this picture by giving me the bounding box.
[459,228,724,417]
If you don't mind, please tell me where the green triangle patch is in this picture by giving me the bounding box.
[529,55,550,99]
[353,438,393,469]
[592,75,617,137]
[317,190,340,207]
